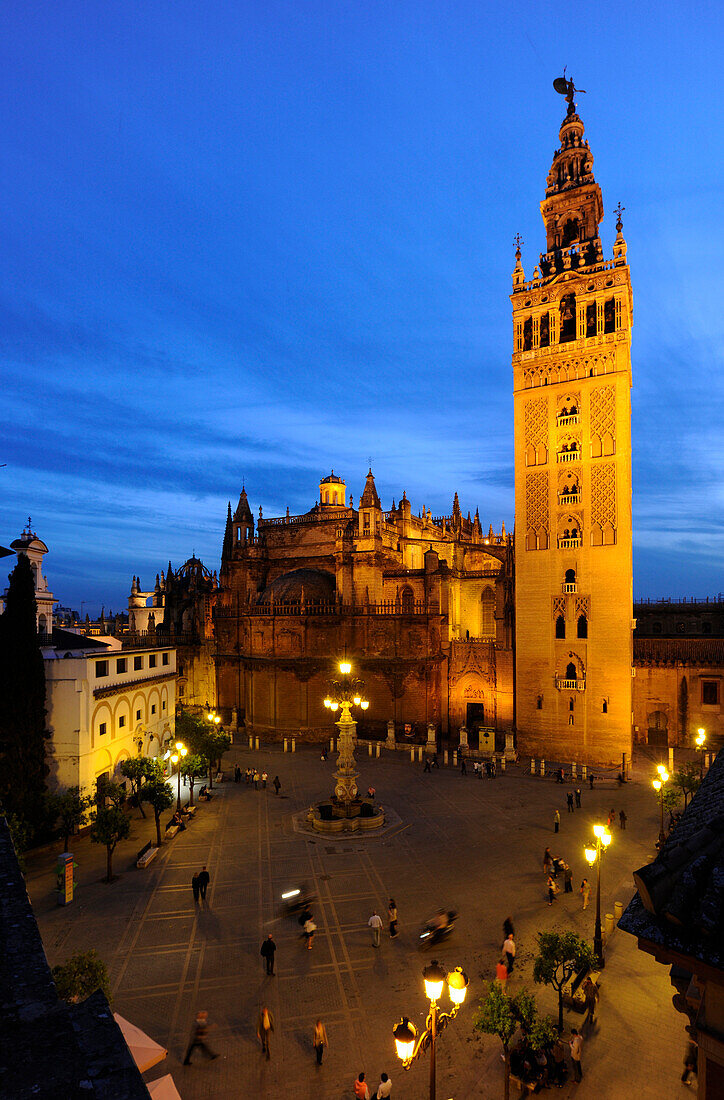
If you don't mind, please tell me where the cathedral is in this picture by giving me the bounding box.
[131,83,645,765]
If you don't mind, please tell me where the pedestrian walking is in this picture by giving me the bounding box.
[260,933,276,975]
[547,875,557,905]
[491,758,496,778]
[376,1072,392,1098]
[503,915,515,939]
[312,1018,328,1066]
[564,862,573,893]
[256,1006,274,1060]
[461,756,467,776]
[582,976,599,1028]
[431,753,439,769]
[543,847,553,875]
[423,756,431,773]
[388,898,398,939]
[569,1028,583,1081]
[183,1011,219,1064]
[503,931,515,974]
[273,775,281,795]
[369,910,383,948]
[551,1036,567,1086]
[681,1039,698,1085]
[607,808,615,830]
[580,878,590,910]
[354,1072,370,1099]
[619,809,627,830]
[554,809,560,833]
[589,773,595,790]
[191,872,200,905]
[567,791,574,813]
[495,958,508,989]
[303,916,317,950]
[261,771,268,789]
[575,787,582,808]
[197,866,210,902]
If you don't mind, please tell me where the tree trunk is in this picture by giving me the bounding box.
[106,845,113,883]
[137,789,146,818]
[208,764,214,790]
[154,809,162,848]
[63,830,70,853]
[189,780,195,807]
[558,987,564,1033]
[503,1046,510,1100]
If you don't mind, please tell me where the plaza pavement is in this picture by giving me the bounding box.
[27,745,688,1099]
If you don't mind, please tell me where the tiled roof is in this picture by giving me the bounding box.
[618,749,724,970]
[49,627,113,651]
[633,637,724,667]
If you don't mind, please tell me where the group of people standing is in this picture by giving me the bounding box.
[234,765,282,794]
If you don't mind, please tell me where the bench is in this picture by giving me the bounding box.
[185,805,197,817]
[165,825,179,839]
[136,846,159,868]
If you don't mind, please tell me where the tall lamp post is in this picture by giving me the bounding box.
[323,660,369,809]
[584,824,611,967]
[695,728,707,778]
[393,961,469,1100]
[170,741,188,811]
[652,764,669,847]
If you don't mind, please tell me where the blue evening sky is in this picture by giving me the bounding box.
[2,1,723,613]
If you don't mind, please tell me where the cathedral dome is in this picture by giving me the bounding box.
[257,568,335,605]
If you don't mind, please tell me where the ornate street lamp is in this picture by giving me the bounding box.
[695,728,707,778]
[652,764,669,846]
[206,709,221,725]
[323,659,369,809]
[170,740,188,811]
[584,824,611,967]
[393,961,469,1100]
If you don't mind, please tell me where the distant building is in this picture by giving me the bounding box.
[0,518,56,633]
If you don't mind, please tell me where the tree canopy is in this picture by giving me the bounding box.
[533,930,596,1031]
[53,949,111,1004]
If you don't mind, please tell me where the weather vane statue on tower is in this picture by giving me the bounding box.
[553,69,586,113]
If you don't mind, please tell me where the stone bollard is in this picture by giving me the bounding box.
[255,736,260,751]
[614,900,623,922]
[571,762,577,779]
[418,747,424,762]
[410,748,415,763]
[330,737,334,753]
[540,759,546,777]
[453,750,458,767]
[500,755,506,772]
[376,744,380,758]
[605,912,615,936]
[248,735,253,749]
[531,758,536,775]
[368,743,373,756]
[283,738,288,753]
[291,738,296,753]
[582,764,587,781]
[443,750,449,766]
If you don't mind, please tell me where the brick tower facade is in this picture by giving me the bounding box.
[512,81,634,764]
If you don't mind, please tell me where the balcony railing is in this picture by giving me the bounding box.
[557,538,581,549]
[558,493,580,506]
[557,413,580,428]
[215,599,433,618]
[562,583,577,593]
[556,678,586,691]
[557,450,580,464]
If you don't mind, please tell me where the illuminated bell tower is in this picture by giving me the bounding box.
[512,78,633,765]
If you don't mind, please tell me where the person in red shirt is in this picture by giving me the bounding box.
[354,1071,370,1099]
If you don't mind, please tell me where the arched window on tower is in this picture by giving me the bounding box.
[400,586,414,614]
[559,294,576,342]
[480,588,495,638]
[577,615,588,638]
[566,661,577,681]
[555,615,566,639]
[539,312,550,348]
[562,217,580,246]
[586,301,597,336]
[604,297,616,334]
[523,317,533,351]
[565,568,576,585]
